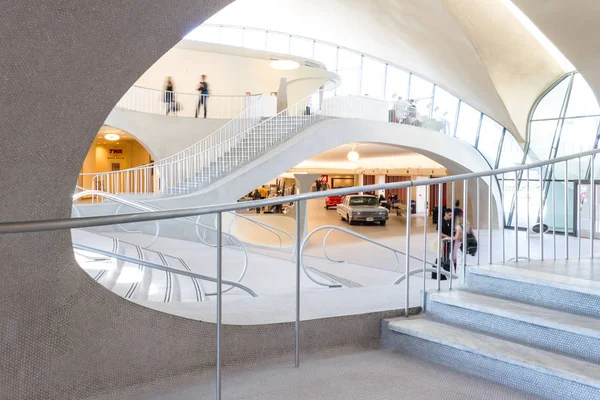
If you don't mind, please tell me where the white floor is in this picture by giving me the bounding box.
[73,198,600,324]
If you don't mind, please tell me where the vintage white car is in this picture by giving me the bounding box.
[336,195,390,226]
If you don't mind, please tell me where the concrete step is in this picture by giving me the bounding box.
[427,290,600,363]
[382,317,600,400]
[466,265,600,317]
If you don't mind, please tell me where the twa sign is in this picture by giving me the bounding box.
[109,149,123,154]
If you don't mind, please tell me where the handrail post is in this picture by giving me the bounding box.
[463,179,468,281]
[565,160,569,259]
[295,200,301,367]
[405,186,411,317]
[488,176,492,264]
[216,212,222,400]
[514,171,519,263]
[422,185,428,309]
[436,183,442,290]
[590,154,595,258]
[449,182,455,290]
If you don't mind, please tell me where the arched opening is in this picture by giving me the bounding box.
[77,126,155,199]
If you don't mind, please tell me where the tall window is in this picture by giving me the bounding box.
[360,57,385,98]
[220,27,243,46]
[290,37,313,59]
[432,87,459,135]
[242,28,266,51]
[267,32,290,54]
[455,103,481,146]
[384,66,409,101]
[408,75,434,117]
[336,49,362,96]
[313,43,337,71]
[477,116,504,168]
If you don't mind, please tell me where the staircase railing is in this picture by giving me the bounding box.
[116,85,262,119]
[5,147,600,387]
[72,243,258,297]
[86,93,264,200]
[85,88,457,199]
[161,90,324,192]
[300,225,454,288]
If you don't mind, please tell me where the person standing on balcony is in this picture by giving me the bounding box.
[164,77,175,115]
[196,75,209,118]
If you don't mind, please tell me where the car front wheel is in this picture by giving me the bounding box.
[380,220,387,226]
[348,215,355,225]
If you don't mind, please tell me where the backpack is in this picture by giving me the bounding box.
[460,232,478,256]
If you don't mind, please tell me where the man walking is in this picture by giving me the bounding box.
[195,75,209,118]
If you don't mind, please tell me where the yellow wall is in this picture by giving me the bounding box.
[80,140,151,191]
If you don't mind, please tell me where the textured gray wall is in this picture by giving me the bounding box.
[0,1,237,398]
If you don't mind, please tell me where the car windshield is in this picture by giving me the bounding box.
[349,196,379,207]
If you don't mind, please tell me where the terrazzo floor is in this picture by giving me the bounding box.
[89,349,541,400]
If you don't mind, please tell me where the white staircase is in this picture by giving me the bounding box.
[73,230,206,303]
[382,264,600,399]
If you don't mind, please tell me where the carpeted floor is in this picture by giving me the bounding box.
[106,348,540,400]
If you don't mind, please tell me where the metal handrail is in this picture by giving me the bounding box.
[72,243,257,297]
[301,225,439,287]
[73,190,160,249]
[82,193,251,295]
[85,93,265,199]
[126,85,264,98]
[6,147,600,233]
[226,212,296,253]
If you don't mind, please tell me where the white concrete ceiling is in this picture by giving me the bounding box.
[206,0,567,144]
[510,0,600,108]
[95,126,136,144]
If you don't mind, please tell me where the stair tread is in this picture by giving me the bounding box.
[470,265,600,296]
[387,317,600,388]
[431,290,600,339]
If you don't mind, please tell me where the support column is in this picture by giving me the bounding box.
[376,175,386,196]
[294,174,321,240]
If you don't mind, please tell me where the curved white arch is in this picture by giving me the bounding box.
[129,118,504,227]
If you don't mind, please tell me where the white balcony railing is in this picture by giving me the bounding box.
[115,85,262,119]
[84,90,447,199]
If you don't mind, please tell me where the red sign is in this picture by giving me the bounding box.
[317,175,329,183]
[109,149,123,154]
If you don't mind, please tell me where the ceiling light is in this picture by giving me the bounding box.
[269,60,300,71]
[347,144,360,162]
[104,133,120,141]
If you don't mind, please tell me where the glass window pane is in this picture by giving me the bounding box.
[243,28,266,51]
[267,32,290,54]
[432,87,459,135]
[384,66,409,101]
[532,76,570,120]
[513,175,543,228]
[558,117,599,157]
[544,181,575,233]
[336,50,362,96]
[455,103,480,146]
[528,120,559,162]
[290,37,313,59]
[409,75,434,117]
[498,132,524,168]
[554,117,599,179]
[360,57,385,98]
[336,68,360,96]
[314,42,337,71]
[220,27,243,46]
[185,25,220,43]
[566,73,600,117]
[477,116,504,167]
[337,49,362,70]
